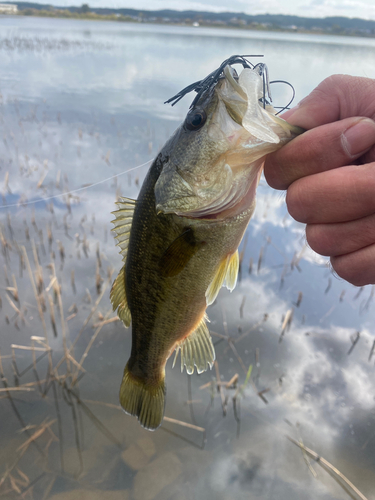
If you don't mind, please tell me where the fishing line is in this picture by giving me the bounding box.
[0,158,153,210]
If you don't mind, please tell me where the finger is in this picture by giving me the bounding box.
[331,245,375,287]
[284,75,375,129]
[306,213,375,257]
[286,163,375,224]
[264,117,375,190]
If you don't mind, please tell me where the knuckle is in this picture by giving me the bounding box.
[263,155,286,190]
[286,182,307,223]
[305,225,331,256]
[330,255,368,287]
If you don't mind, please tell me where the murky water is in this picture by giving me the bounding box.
[0,16,375,500]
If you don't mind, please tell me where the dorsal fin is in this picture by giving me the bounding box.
[173,314,215,375]
[110,266,131,327]
[111,197,136,262]
[110,197,136,328]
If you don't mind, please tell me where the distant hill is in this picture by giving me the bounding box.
[3,2,375,36]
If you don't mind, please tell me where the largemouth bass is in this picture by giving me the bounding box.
[111,55,303,430]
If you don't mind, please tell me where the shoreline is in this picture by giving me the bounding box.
[1,11,374,39]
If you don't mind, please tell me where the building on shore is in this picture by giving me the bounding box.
[0,4,18,14]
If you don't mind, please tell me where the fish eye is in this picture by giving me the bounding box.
[185,109,207,131]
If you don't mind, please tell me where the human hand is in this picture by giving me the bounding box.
[264,75,375,286]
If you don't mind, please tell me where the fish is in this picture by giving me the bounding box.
[110,55,304,430]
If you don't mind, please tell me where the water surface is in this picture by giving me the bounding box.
[0,17,374,500]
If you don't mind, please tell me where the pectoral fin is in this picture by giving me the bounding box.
[159,227,204,278]
[205,255,230,305]
[205,251,239,305]
[224,250,239,291]
[110,266,131,327]
[173,315,215,375]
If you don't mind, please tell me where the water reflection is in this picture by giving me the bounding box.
[0,17,374,500]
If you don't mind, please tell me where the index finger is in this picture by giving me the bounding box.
[284,74,375,130]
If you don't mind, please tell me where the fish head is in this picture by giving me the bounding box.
[155,60,303,219]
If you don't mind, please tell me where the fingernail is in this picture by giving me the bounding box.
[342,118,375,158]
[281,104,299,120]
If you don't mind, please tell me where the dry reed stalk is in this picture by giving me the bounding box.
[295,291,303,307]
[16,419,56,453]
[0,231,11,260]
[31,240,44,294]
[11,345,48,352]
[287,435,369,500]
[199,376,238,390]
[226,373,239,388]
[58,280,109,363]
[71,269,76,294]
[233,364,253,400]
[234,315,268,344]
[291,243,306,270]
[0,387,35,393]
[280,308,294,341]
[21,246,52,374]
[92,316,119,328]
[96,243,101,268]
[248,256,253,274]
[66,353,86,373]
[4,171,10,193]
[368,340,375,362]
[95,263,103,294]
[47,224,53,251]
[214,361,227,416]
[5,294,24,322]
[71,310,111,385]
[41,475,56,500]
[239,295,246,319]
[82,234,89,258]
[36,171,47,189]
[82,399,122,410]
[163,416,205,433]
[57,240,65,267]
[325,278,332,294]
[257,246,264,273]
[15,468,29,488]
[348,331,361,355]
[47,294,57,337]
[6,274,19,302]
[45,276,57,293]
[51,266,70,376]
[9,474,21,494]
[56,170,61,189]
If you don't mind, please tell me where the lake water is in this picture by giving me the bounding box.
[0,16,375,500]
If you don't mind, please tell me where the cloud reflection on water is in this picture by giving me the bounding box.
[0,17,375,500]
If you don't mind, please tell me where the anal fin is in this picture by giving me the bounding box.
[110,266,131,327]
[173,315,215,375]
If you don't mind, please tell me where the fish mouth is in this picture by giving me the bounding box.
[216,65,248,126]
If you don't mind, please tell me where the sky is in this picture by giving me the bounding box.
[48,0,375,21]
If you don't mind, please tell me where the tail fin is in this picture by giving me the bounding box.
[119,364,165,431]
